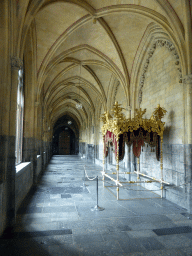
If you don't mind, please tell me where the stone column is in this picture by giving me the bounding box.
[7,57,23,227]
[183,74,192,144]
[33,102,40,183]
[127,106,131,119]
[183,74,192,213]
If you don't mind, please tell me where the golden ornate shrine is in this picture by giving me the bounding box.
[101,102,168,200]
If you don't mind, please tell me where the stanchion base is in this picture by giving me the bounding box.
[91,205,105,211]
[82,184,88,187]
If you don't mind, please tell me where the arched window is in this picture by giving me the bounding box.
[15,69,24,165]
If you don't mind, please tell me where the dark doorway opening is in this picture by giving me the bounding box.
[52,127,77,155]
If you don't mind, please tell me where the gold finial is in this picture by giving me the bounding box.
[112,101,125,121]
[135,108,146,119]
[152,105,167,121]
[100,111,112,124]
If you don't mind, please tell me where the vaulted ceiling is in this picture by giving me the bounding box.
[20,0,186,131]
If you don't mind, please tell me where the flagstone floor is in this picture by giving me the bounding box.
[1,155,192,255]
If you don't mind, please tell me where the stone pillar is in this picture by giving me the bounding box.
[183,74,192,213]
[32,143,37,184]
[33,102,40,183]
[7,57,23,227]
[127,106,131,119]
[183,74,192,144]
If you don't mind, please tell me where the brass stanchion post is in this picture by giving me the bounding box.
[103,135,105,187]
[160,136,164,198]
[116,137,119,200]
[137,157,140,180]
[91,176,105,211]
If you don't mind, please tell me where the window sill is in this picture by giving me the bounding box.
[16,162,31,173]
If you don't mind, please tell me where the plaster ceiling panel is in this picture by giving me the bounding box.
[51,65,101,93]
[168,0,184,26]
[35,2,88,70]
[64,49,105,63]
[115,83,128,111]
[53,20,124,76]
[44,62,73,88]
[103,12,151,77]
[86,0,165,16]
[59,83,100,105]
[49,90,91,111]
[87,64,112,96]
[47,81,100,110]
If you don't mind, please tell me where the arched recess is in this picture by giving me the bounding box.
[131,23,187,112]
[52,114,80,155]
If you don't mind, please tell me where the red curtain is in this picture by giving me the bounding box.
[133,139,144,158]
[104,131,117,158]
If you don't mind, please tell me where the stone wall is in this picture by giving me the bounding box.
[79,142,95,163]
[96,142,136,176]
[15,163,33,211]
[0,136,50,236]
[139,42,187,208]
[0,182,7,237]
[79,142,86,157]
[36,155,42,178]
[86,144,95,163]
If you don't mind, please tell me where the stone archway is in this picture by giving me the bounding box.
[53,127,77,155]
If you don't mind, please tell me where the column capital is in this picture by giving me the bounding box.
[182,74,192,84]
[11,56,23,69]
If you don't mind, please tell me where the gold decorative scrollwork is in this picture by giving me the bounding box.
[101,102,166,139]
[101,102,167,200]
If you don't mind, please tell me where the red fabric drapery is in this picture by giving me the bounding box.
[133,139,144,158]
[104,131,117,158]
[104,129,159,160]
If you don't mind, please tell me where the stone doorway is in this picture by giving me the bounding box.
[53,127,77,155]
[59,130,70,155]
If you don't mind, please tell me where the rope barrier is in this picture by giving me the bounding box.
[83,166,105,211]
[84,166,98,181]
